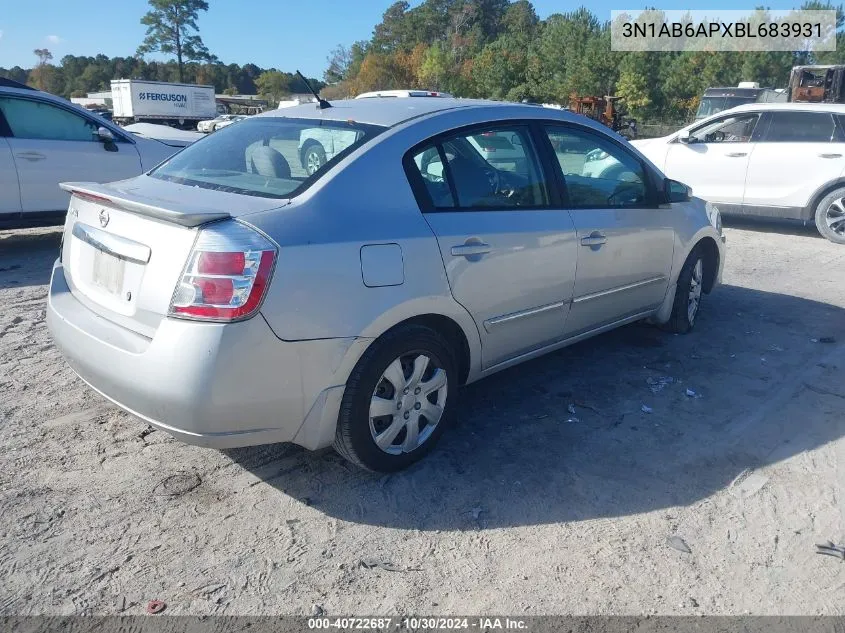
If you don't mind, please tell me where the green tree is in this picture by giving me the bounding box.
[531,10,604,102]
[136,0,216,82]
[372,1,412,52]
[417,42,450,90]
[31,49,53,90]
[254,70,293,104]
[501,0,539,38]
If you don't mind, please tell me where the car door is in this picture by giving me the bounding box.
[541,124,675,337]
[661,112,762,207]
[0,96,142,214]
[406,123,578,369]
[743,110,845,217]
[0,134,22,217]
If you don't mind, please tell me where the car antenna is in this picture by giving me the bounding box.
[296,70,332,109]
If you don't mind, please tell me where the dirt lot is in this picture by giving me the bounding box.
[1,220,845,616]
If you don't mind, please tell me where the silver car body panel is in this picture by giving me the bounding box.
[48,97,724,450]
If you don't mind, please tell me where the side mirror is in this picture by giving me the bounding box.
[678,135,696,144]
[96,126,115,143]
[665,178,691,203]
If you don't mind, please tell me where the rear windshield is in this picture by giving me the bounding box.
[150,117,386,199]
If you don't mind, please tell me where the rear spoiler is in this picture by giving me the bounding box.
[60,182,230,228]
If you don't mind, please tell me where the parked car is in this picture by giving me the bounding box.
[197,114,237,133]
[466,130,527,171]
[47,97,724,472]
[0,78,190,228]
[629,102,845,243]
[213,114,248,130]
[298,126,361,175]
[123,122,204,146]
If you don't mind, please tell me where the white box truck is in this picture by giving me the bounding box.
[111,79,217,129]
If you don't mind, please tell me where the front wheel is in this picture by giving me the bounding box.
[334,324,457,472]
[662,248,704,334]
[814,187,845,244]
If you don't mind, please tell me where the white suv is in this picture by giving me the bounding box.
[0,79,184,228]
[630,103,845,243]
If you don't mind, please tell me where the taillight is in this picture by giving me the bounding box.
[169,220,277,322]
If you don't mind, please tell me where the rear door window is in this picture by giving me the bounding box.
[762,111,839,142]
[408,125,549,210]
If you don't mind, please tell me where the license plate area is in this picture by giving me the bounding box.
[92,249,125,296]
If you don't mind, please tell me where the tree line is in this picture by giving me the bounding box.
[3,0,845,121]
[322,0,845,121]
[0,55,325,103]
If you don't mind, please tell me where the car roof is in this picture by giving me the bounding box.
[0,84,65,102]
[255,96,587,128]
[728,102,845,114]
[355,89,453,99]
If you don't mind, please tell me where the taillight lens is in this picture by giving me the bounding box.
[169,220,277,322]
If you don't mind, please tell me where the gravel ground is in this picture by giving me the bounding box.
[1,221,845,616]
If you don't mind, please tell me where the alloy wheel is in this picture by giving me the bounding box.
[306,151,323,175]
[825,198,845,236]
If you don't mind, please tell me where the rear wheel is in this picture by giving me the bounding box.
[334,324,457,472]
[303,143,327,176]
[662,247,704,334]
[814,187,845,244]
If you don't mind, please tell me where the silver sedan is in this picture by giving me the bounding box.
[47,97,725,471]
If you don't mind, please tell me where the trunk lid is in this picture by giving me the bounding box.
[59,176,286,338]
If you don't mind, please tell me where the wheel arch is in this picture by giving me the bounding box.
[352,300,483,388]
[804,178,845,222]
[393,314,472,386]
[697,236,721,294]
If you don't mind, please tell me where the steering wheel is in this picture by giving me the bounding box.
[483,165,501,195]
[607,183,643,207]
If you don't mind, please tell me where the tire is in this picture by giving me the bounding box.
[662,247,705,334]
[303,143,327,176]
[813,187,845,245]
[334,324,458,472]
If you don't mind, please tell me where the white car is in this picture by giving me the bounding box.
[466,130,526,171]
[123,122,204,145]
[629,102,845,243]
[0,79,188,228]
[197,114,239,133]
[298,127,362,175]
[214,115,248,130]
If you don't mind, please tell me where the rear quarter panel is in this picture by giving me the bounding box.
[245,117,488,379]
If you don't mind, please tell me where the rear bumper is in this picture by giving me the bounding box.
[46,260,363,450]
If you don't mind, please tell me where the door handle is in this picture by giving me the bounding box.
[15,152,46,162]
[451,242,491,257]
[580,232,607,247]
[819,153,842,158]
[725,152,747,157]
